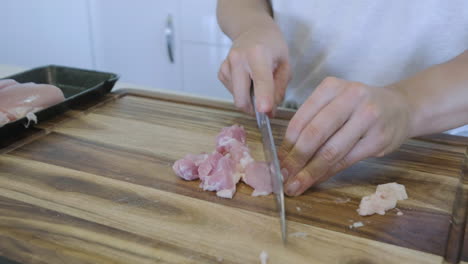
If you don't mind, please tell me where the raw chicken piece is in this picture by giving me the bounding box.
[172,153,208,180]
[289,232,308,238]
[376,182,408,200]
[0,82,65,126]
[172,125,275,198]
[0,79,18,90]
[349,221,364,229]
[218,139,253,171]
[358,195,396,216]
[224,139,255,182]
[260,251,268,264]
[240,152,255,169]
[244,162,272,196]
[223,140,250,164]
[215,124,246,154]
[357,182,408,216]
[198,152,223,181]
[201,155,237,198]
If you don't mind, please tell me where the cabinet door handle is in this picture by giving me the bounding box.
[165,14,175,63]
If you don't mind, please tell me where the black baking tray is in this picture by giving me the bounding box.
[0,65,119,137]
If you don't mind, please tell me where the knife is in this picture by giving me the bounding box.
[250,84,287,243]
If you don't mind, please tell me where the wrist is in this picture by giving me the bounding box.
[385,83,423,138]
[229,15,278,41]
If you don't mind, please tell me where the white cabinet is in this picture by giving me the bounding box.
[1,0,233,99]
[180,0,232,100]
[0,0,93,69]
[182,43,231,99]
[180,0,231,46]
[90,0,182,92]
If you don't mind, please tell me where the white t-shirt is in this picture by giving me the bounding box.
[271,0,468,135]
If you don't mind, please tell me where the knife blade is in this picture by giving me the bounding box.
[250,85,287,243]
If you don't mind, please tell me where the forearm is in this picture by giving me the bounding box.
[217,0,274,40]
[390,50,468,137]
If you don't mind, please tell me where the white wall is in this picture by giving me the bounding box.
[0,0,94,69]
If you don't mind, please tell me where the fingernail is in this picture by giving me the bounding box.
[271,108,277,118]
[286,180,301,196]
[257,99,270,113]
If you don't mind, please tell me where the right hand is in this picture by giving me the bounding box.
[218,20,291,115]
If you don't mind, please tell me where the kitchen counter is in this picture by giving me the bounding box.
[0,64,25,78]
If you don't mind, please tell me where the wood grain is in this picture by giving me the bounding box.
[0,90,467,263]
[10,131,455,254]
[0,155,441,264]
[451,150,468,263]
[0,195,217,264]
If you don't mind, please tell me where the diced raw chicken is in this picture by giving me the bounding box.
[216,189,236,199]
[244,162,272,196]
[376,182,408,200]
[351,221,364,228]
[240,152,255,169]
[358,194,397,216]
[172,125,275,199]
[187,152,239,198]
[219,139,253,174]
[215,124,246,154]
[260,251,268,264]
[357,182,408,216]
[172,153,208,181]
[289,232,308,238]
[224,140,250,164]
[198,152,223,181]
[201,155,236,192]
[0,81,65,126]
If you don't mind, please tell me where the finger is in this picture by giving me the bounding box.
[284,103,376,196]
[277,146,288,161]
[328,130,384,177]
[247,48,275,113]
[229,53,253,114]
[273,61,291,107]
[279,77,345,159]
[218,60,232,93]
[282,84,364,178]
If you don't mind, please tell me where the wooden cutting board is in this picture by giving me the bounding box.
[0,89,467,264]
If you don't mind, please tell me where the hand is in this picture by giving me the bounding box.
[279,77,413,196]
[218,20,291,115]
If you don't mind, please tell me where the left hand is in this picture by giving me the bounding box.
[279,77,413,196]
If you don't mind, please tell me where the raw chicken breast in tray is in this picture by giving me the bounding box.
[0,79,65,127]
[0,65,118,137]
